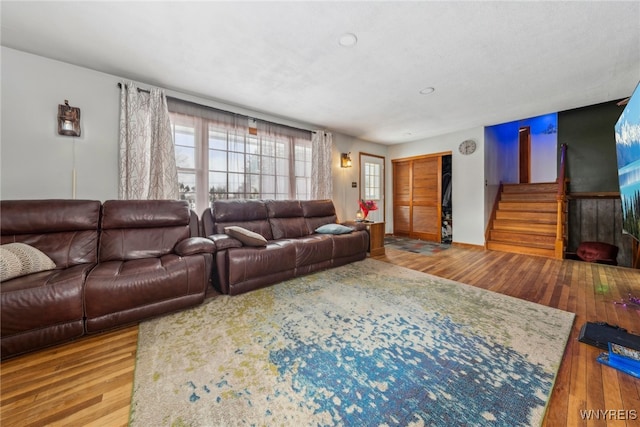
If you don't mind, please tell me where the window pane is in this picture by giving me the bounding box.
[277,176,289,194]
[296,177,309,199]
[209,149,226,171]
[276,157,289,175]
[263,175,275,193]
[209,129,227,150]
[229,133,244,152]
[228,152,244,173]
[247,174,260,197]
[228,173,243,194]
[364,162,381,200]
[175,126,195,147]
[262,138,275,156]
[246,154,260,174]
[178,172,196,210]
[246,136,260,154]
[262,156,275,175]
[176,145,195,169]
[209,172,227,196]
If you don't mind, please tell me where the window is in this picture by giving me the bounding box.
[168,99,312,213]
[364,162,381,200]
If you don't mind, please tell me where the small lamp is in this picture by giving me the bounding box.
[341,152,352,168]
[58,100,81,137]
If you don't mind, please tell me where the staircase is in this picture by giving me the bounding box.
[486,182,561,258]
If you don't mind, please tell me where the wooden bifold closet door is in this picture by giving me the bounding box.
[392,153,444,242]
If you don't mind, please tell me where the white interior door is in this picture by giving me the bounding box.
[360,154,385,223]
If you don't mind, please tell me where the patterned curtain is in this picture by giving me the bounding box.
[118,82,178,200]
[311,131,333,199]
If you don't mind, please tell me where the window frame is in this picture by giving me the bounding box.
[169,109,312,213]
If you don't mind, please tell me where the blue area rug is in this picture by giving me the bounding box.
[130,258,574,426]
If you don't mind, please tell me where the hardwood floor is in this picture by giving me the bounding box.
[1,246,639,426]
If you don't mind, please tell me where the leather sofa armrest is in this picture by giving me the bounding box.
[175,237,216,256]
[208,233,243,250]
[342,221,367,232]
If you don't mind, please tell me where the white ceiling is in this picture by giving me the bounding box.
[2,1,639,145]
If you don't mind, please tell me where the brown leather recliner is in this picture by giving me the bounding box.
[1,199,216,360]
[83,200,215,333]
[0,199,101,359]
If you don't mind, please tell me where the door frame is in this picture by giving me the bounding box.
[391,151,451,242]
[519,126,531,183]
[359,152,386,223]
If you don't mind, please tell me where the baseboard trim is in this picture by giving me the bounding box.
[452,241,485,250]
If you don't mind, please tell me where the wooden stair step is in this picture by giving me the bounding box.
[486,241,556,258]
[495,210,557,222]
[500,192,557,202]
[492,220,557,234]
[498,201,557,212]
[502,182,558,193]
[490,230,556,246]
[486,182,563,259]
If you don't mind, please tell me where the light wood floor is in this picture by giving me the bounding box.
[1,246,639,426]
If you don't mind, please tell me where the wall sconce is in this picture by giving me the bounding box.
[58,100,81,137]
[341,152,352,168]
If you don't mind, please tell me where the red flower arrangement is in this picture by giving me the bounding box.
[358,199,378,220]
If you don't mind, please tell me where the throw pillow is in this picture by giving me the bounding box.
[0,243,56,282]
[224,226,268,247]
[315,223,354,235]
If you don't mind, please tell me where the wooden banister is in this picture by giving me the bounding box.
[555,144,568,259]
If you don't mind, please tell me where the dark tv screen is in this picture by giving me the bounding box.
[615,81,640,242]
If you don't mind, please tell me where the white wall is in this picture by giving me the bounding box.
[2,47,492,246]
[0,47,376,219]
[332,133,388,223]
[1,47,120,200]
[388,127,486,246]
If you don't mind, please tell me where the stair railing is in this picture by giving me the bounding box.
[555,144,568,259]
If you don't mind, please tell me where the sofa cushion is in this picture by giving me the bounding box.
[0,243,56,282]
[0,199,101,268]
[212,200,273,240]
[315,224,354,235]
[99,200,191,261]
[301,200,338,231]
[227,241,296,286]
[292,235,334,267]
[267,200,310,239]
[225,226,268,247]
[332,232,369,259]
[84,254,208,331]
[1,263,90,358]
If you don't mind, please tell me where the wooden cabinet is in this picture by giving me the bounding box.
[392,153,449,242]
[366,222,385,256]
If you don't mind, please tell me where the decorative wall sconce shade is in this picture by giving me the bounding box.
[58,100,81,137]
[341,152,352,168]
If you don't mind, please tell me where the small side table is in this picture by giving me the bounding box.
[366,222,385,256]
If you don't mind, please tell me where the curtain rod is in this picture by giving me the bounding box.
[117,82,150,93]
[117,82,315,135]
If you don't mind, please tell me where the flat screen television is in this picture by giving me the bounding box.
[615,81,640,242]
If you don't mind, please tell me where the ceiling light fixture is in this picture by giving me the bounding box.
[339,33,358,47]
[419,87,435,95]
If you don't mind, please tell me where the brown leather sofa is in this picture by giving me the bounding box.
[0,199,215,360]
[202,199,369,295]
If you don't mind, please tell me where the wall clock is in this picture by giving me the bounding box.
[458,139,476,155]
